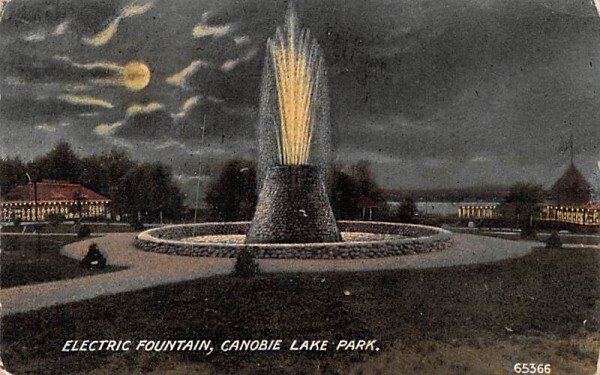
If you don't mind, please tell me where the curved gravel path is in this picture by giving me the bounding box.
[0,233,538,316]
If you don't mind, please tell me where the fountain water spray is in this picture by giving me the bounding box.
[246,5,340,244]
[268,9,322,165]
[257,5,331,185]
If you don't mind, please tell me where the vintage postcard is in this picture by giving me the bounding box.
[0,0,599,374]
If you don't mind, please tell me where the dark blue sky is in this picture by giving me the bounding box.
[1,0,600,202]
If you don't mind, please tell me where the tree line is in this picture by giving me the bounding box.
[203,159,554,235]
[2,144,546,231]
[203,159,417,222]
[0,142,184,223]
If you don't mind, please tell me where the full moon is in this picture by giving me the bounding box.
[121,61,151,91]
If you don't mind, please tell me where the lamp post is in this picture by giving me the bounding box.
[193,115,206,224]
[26,172,41,253]
[25,172,38,222]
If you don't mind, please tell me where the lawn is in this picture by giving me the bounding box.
[1,235,124,288]
[3,247,599,374]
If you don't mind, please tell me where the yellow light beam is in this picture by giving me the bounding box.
[269,7,322,165]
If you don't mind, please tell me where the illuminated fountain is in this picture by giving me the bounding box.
[246,6,340,243]
[135,7,452,260]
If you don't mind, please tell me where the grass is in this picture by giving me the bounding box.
[1,235,124,288]
[2,247,599,374]
[452,227,600,245]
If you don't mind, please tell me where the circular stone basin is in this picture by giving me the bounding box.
[135,221,452,260]
[181,232,406,244]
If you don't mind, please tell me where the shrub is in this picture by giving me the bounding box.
[12,217,22,227]
[546,231,562,249]
[521,227,536,239]
[47,213,65,227]
[78,225,91,238]
[131,221,144,231]
[233,249,259,278]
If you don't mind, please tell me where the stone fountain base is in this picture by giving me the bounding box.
[246,165,341,244]
[134,221,453,259]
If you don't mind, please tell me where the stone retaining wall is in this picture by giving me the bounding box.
[246,165,341,243]
[135,221,452,259]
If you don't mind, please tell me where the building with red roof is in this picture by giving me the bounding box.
[0,180,110,222]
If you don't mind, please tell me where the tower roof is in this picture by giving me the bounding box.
[551,163,591,205]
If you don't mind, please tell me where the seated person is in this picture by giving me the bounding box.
[81,243,107,269]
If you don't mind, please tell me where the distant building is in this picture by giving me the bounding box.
[458,162,600,228]
[457,204,499,220]
[0,180,110,222]
[541,203,600,227]
[540,163,596,226]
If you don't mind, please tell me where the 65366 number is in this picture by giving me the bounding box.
[513,363,551,374]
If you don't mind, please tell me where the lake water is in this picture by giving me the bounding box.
[387,201,499,216]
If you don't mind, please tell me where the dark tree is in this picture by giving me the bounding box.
[0,158,27,196]
[499,183,546,237]
[28,142,82,182]
[329,169,360,219]
[397,197,417,223]
[233,249,259,278]
[355,161,383,201]
[117,163,184,223]
[1,142,184,223]
[80,155,108,196]
[205,160,257,221]
[353,161,384,218]
[329,162,385,220]
[80,149,135,198]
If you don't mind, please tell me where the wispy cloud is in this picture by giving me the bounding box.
[83,1,155,47]
[95,102,164,137]
[23,30,46,42]
[220,47,258,72]
[54,55,123,72]
[233,35,251,46]
[94,121,123,135]
[166,60,210,88]
[79,112,99,117]
[35,121,70,133]
[22,20,70,42]
[53,20,70,36]
[126,102,164,117]
[90,77,125,87]
[54,55,124,89]
[173,96,201,119]
[83,18,120,47]
[58,94,114,108]
[470,155,492,163]
[121,2,155,18]
[192,18,234,38]
[5,76,25,86]
[36,123,57,133]
[65,83,93,93]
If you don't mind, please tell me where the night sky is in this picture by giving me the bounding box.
[2,0,600,202]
